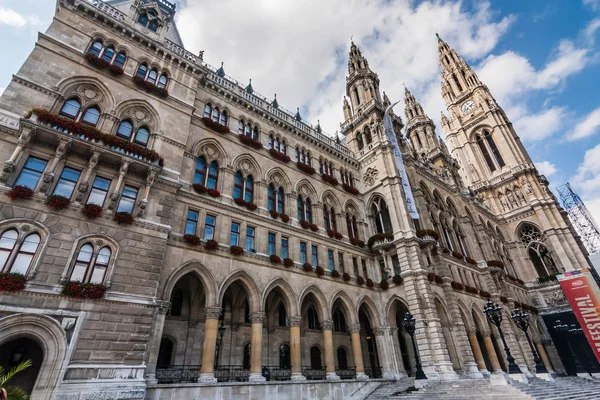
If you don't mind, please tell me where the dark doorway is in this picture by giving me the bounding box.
[157,337,174,368]
[0,337,44,395]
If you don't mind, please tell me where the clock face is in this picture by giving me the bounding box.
[462,100,475,114]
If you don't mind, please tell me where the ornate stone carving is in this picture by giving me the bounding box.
[288,316,302,327]
[348,323,361,334]
[249,312,265,324]
[363,167,379,186]
[373,327,386,336]
[321,319,334,331]
[204,307,222,319]
[157,301,171,314]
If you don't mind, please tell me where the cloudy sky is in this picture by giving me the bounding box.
[1,0,600,227]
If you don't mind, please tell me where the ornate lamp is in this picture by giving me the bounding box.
[483,299,521,374]
[511,307,547,373]
[401,311,427,380]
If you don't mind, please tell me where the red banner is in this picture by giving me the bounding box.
[558,269,600,363]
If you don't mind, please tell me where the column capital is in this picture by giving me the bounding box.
[157,300,171,314]
[321,319,334,331]
[289,316,302,327]
[250,312,265,324]
[373,327,387,336]
[205,306,222,320]
[348,323,361,334]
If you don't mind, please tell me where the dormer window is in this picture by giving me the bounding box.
[138,10,159,33]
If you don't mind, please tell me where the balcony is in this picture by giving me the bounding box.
[368,232,395,252]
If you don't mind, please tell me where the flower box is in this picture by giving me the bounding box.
[113,212,133,225]
[268,149,291,163]
[192,184,221,198]
[309,223,319,232]
[246,202,258,211]
[283,258,294,267]
[238,134,263,149]
[434,275,444,284]
[7,185,34,200]
[300,220,311,230]
[269,254,282,264]
[367,232,394,248]
[29,109,161,162]
[303,263,313,272]
[86,53,111,69]
[416,229,440,241]
[0,272,27,292]
[487,260,504,269]
[133,76,168,98]
[357,276,365,285]
[321,174,339,186]
[327,229,336,238]
[342,183,360,195]
[335,232,343,240]
[82,203,103,219]
[451,281,464,290]
[442,248,450,254]
[62,281,106,299]
[201,117,230,134]
[204,240,218,250]
[500,296,508,303]
[366,278,374,288]
[380,280,389,290]
[234,198,257,211]
[109,64,124,75]
[183,234,201,246]
[230,245,244,255]
[452,251,464,260]
[427,272,435,282]
[465,257,477,265]
[315,266,325,276]
[392,275,403,285]
[296,162,316,175]
[479,290,491,298]
[343,272,351,281]
[46,194,70,210]
[280,213,290,223]
[269,210,279,219]
[465,286,478,294]
[331,270,340,278]
[350,238,364,247]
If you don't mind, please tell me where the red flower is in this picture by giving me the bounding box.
[280,214,290,223]
[327,229,336,238]
[335,232,343,240]
[201,117,230,134]
[342,273,351,281]
[315,266,325,276]
[7,185,34,200]
[380,280,389,290]
[452,251,464,260]
[113,212,133,225]
[321,174,339,186]
[451,281,464,290]
[205,240,218,250]
[434,275,444,284]
[331,270,340,278]
[230,245,244,255]
[296,162,316,175]
[61,280,106,299]
[268,149,291,163]
[465,257,477,265]
[183,234,201,246]
[45,194,70,210]
[300,220,311,230]
[427,272,435,282]
[0,272,27,292]
[283,258,294,267]
[309,223,319,232]
[416,229,440,241]
[269,210,279,219]
[82,203,103,219]
[303,263,313,272]
[269,254,282,264]
[356,276,365,285]
[487,260,505,269]
[238,134,263,149]
[366,278,375,288]
[392,275,403,285]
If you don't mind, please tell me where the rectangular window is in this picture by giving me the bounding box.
[281,237,289,259]
[14,157,47,190]
[300,242,307,265]
[245,226,255,252]
[268,232,276,255]
[362,259,369,279]
[87,176,111,206]
[353,257,359,277]
[116,185,138,213]
[311,245,318,266]
[328,250,335,271]
[185,210,199,235]
[230,222,240,246]
[203,215,216,240]
[53,167,81,198]
[392,255,401,276]
[338,253,345,274]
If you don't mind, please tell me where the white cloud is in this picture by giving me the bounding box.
[512,106,567,141]
[584,0,600,11]
[0,6,38,27]
[568,106,600,141]
[535,160,558,177]
[572,143,600,226]
[584,18,600,43]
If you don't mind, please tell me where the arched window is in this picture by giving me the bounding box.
[0,231,41,275]
[310,347,322,369]
[194,157,206,185]
[134,127,150,147]
[323,206,330,230]
[88,40,103,57]
[333,308,346,332]
[80,107,100,126]
[204,104,211,118]
[305,198,312,223]
[252,126,259,141]
[234,171,244,200]
[136,64,148,79]
[372,198,392,234]
[337,347,348,369]
[519,224,557,277]
[60,98,81,119]
[364,127,372,144]
[207,161,218,190]
[137,13,149,26]
[147,69,158,85]
[243,343,251,369]
[278,303,287,327]
[245,123,251,137]
[244,299,251,323]
[211,107,219,122]
[90,247,110,284]
[157,338,174,368]
[274,137,280,152]
[169,289,184,317]
[279,345,291,369]
[244,175,254,203]
[277,187,285,214]
[307,306,319,330]
[356,133,364,150]
[238,121,245,135]
[484,131,505,168]
[476,134,495,172]
[0,229,18,272]
[114,52,126,69]
[330,207,337,231]
[297,195,305,221]
[347,213,359,239]
[157,74,168,89]
[219,110,228,126]
[268,184,276,211]
[70,243,112,284]
[148,19,158,32]
[101,47,115,63]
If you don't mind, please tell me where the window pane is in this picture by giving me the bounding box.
[60,99,80,119]
[0,230,18,250]
[96,247,111,265]
[245,227,255,251]
[207,162,218,189]
[117,186,138,213]
[148,19,158,32]
[185,210,199,235]
[148,70,157,84]
[101,47,114,63]
[117,120,133,140]
[89,40,103,57]
[20,234,40,253]
[77,244,94,262]
[203,215,216,240]
[204,104,211,118]
[136,64,147,79]
[157,75,167,89]
[134,127,149,146]
[328,250,334,271]
[53,167,81,198]
[87,176,111,206]
[81,107,100,126]
[268,233,276,255]
[138,13,148,26]
[114,53,126,68]
[0,250,11,271]
[11,254,33,274]
[230,222,240,246]
[89,265,106,284]
[281,238,289,259]
[300,242,307,265]
[71,263,87,282]
[311,245,318,266]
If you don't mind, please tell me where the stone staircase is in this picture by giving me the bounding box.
[509,376,600,399]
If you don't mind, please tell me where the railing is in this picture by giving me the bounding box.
[364,366,382,379]
[165,39,199,64]
[262,365,292,381]
[90,1,126,22]
[336,367,357,380]
[214,365,250,382]
[156,365,201,384]
[301,366,327,380]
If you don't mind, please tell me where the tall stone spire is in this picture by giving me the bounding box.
[345,42,381,115]
[437,35,481,103]
[404,87,436,154]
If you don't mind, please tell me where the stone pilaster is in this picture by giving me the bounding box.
[321,320,340,380]
[349,324,368,380]
[199,306,222,383]
[249,312,266,382]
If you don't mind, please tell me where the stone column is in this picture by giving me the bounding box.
[321,320,340,380]
[249,312,266,382]
[349,324,368,380]
[535,341,554,373]
[374,327,403,379]
[74,150,102,204]
[107,158,131,210]
[467,329,488,373]
[145,301,171,382]
[199,306,222,383]
[0,126,35,183]
[289,317,305,381]
[482,333,502,372]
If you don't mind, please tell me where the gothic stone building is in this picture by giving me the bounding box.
[0,0,593,399]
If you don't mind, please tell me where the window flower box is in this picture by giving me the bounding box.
[86,53,111,69]
[0,272,27,292]
[300,220,311,230]
[204,240,218,250]
[465,257,477,265]
[192,184,220,198]
[367,232,394,249]
[315,266,325,276]
[356,276,365,285]
[321,174,339,186]
[108,64,124,75]
[331,270,340,278]
[201,117,230,134]
[350,238,364,247]
[283,258,294,267]
[427,272,435,282]
[452,251,464,260]
[233,198,257,210]
[392,275,403,285]
[487,260,504,269]
[465,286,478,294]
[269,210,279,219]
[62,281,106,299]
[268,149,291,163]
[342,183,360,195]
[343,272,351,281]
[45,194,70,210]
[183,234,201,246]
[133,76,168,98]
[335,232,343,240]
[7,185,34,201]
[327,229,336,238]
[451,281,464,290]
[434,275,444,284]
[82,203,103,219]
[416,229,440,241]
[296,162,315,175]
[479,290,491,298]
[238,134,263,149]
[303,263,313,272]
[280,213,290,223]
[28,109,161,163]
[269,254,282,264]
[366,278,374,288]
[113,212,133,225]
[230,245,244,255]
[309,223,319,232]
[380,280,389,290]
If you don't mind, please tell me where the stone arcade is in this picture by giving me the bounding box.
[0,0,595,399]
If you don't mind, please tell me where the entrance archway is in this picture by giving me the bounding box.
[388,298,413,376]
[0,337,43,395]
[359,304,381,378]
[435,298,461,371]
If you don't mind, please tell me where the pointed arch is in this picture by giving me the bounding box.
[329,290,357,325]
[265,167,292,189]
[161,260,218,306]
[191,137,229,165]
[456,298,474,330]
[343,199,364,220]
[231,154,263,181]
[357,294,382,328]
[218,270,261,313]
[320,189,342,210]
[298,284,330,321]
[295,179,318,199]
[261,278,298,318]
[385,294,411,326]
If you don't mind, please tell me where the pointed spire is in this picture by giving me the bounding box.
[294,107,302,121]
[404,87,426,121]
[216,62,225,77]
[271,93,279,109]
[382,91,391,107]
[245,79,253,94]
[436,32,442,41]
[315,119,322,133]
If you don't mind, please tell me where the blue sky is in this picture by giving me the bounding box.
[1,0,600,225]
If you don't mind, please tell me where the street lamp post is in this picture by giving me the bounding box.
[483,300,521,374]
[553,320,586,376]
[214,317,226,368]
[401,312,427,380]
[511,307,547,374]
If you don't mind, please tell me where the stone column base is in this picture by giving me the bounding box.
[356,372,369,381]
[326,372,340,380]
[291,373,306,381]
[591,372,600,379]
[249,373,266,382]
[198,373,217,384]
[509,373,528,383]
[466,370,485,379]
[535,373,554,382]
[489,372,508,386]
[414,378,429,389]
[145,374,157,385]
